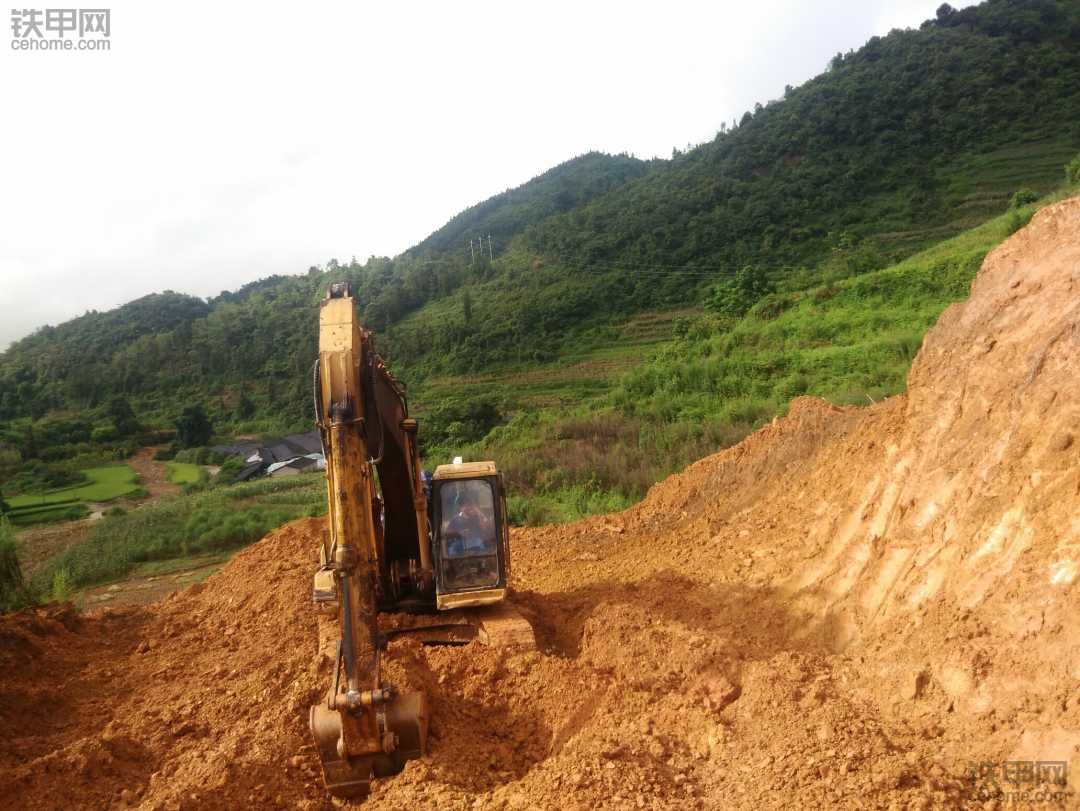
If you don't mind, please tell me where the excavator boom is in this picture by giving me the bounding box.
[308,284,428,797]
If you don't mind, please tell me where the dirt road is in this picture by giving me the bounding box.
[126,447,180,502]
[2,199,1079,809]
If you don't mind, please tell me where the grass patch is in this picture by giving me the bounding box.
[507,485,636,526]
[165,461,203,485]
[126,552,231,578]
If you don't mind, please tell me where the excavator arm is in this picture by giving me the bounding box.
[308,283,429,798]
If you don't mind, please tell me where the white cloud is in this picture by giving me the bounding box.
[0,0,948,348]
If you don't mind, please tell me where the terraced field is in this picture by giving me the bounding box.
[416,307,700,410]
[7,465,141,526]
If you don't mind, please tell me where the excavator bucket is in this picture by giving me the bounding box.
[310,690,429,798]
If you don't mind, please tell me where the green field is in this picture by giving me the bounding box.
[32,475,327,592]
[165,462,203,485]
[8,465,140,510]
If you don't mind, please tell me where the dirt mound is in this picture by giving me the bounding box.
[2,198,1079,809]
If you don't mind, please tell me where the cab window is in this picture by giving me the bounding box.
[438,479,499,589]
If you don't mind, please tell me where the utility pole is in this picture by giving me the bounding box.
[487,234,493,261]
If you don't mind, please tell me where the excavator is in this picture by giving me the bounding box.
[308,283,533,798]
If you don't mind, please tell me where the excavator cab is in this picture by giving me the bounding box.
[430,460,511,610]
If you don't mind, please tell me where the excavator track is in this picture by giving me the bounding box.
[380,603,536,649]
[473,603,536,649]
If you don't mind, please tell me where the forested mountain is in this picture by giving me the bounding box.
[525,0,1080,276]
[404,152,654,259]
[2,0,1079,468]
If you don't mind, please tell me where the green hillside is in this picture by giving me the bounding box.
[405,152,655,259]
[413,192,1060,524]
[2,0,1080,522]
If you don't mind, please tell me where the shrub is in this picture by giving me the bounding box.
[708,266,775,318]
[3,460,87,495]
[421,397,503,449]
[91,424,119,443]
[0,519,31,612]
[215,455,245,484]
[1066,153,1080,186]
[1009,188,1038,209]
[173,447,227,465]
[50,568,73,602]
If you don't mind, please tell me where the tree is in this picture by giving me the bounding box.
[107,395,140,436]
[174,405,212,448]
[462,290,473,325]
[237,392,256,420]
[24,423,37,460]
[708,266,775,318]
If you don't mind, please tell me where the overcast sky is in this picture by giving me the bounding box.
[0,0,952,350]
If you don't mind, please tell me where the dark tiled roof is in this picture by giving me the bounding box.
[285,431,322,454]
[212,431,320,465]
[210,441,261,458]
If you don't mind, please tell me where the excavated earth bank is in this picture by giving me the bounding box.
[2,198,1079,810]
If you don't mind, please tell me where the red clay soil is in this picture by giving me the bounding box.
[2,199,1080,810]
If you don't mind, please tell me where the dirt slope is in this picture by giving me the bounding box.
[2,198,1079,810]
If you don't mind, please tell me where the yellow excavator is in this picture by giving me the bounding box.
[308,283,532,798]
